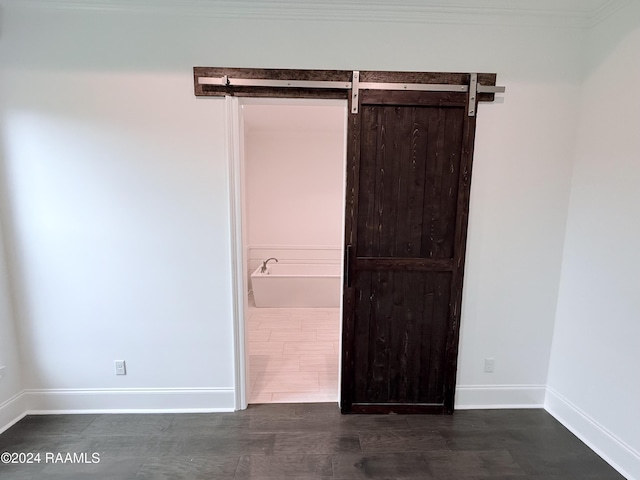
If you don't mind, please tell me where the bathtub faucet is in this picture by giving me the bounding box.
[260,257,278,273]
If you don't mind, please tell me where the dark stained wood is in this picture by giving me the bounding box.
[341,88,477,414]
[350,403,447,414]
[193,67,351,99]
[235,454,333,478]
[0,407,625,479]
[358,70,496,86]
[193,68,497,101]
[360,89,469,107]
[367,270,391,402]
[355,258,454,271]
[195,66,353,81]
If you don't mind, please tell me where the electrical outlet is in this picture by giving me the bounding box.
[484,358,495,373]
[114,360,127,376]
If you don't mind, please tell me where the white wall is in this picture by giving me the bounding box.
[0,6,237,410]
[0,2,582,413]
[0,218,24,431]
[456,79,579,407]
[244,103,345,274]
[546,3,640,478]
[0,69,236,409]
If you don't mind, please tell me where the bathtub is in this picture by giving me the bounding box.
[250,263,342,308]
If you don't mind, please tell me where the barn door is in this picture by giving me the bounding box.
[341,87,478,414]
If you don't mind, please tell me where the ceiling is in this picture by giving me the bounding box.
[4,0,631,28]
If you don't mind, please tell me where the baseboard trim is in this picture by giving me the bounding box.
[0,391,27,434]
[455,384,546,409]
[21,387,236,414]
[545,387,639,480]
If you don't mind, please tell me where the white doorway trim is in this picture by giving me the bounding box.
[227,96,348,411]
[225,96,248,411]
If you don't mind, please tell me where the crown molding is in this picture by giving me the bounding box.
[1,0,632,29]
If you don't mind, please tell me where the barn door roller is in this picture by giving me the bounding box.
[197,71,505,115]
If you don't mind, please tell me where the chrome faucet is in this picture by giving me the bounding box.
[260,257,278,273]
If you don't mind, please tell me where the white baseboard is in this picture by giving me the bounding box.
[21,387,236,414]
[455,384,546,409]
[545,387,639,480]
[0,391,27,434]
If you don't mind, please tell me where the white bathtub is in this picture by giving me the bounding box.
[250,263,342,308]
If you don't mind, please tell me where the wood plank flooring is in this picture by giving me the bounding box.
[0,404,625,479]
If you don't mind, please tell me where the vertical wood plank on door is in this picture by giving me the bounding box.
[441,108,464,257]
[357,106,379,258]
[407,108,429,258]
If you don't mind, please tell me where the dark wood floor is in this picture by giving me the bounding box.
[0,403,625,479]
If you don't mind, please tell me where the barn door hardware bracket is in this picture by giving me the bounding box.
[468,73,478,116]
[351,71,360,114]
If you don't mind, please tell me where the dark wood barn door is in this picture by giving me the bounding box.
[341,88,478,414]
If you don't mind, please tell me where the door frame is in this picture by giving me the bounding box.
[225,96,349,410]
[225,95,248,411]
[205,68,501,411]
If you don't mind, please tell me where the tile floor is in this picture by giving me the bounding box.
[247,299,340,404]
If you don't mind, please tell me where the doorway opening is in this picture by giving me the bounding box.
[237,98,348,405]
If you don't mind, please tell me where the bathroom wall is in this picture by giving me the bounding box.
[243,103,346,277]
[0,1,582,414]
